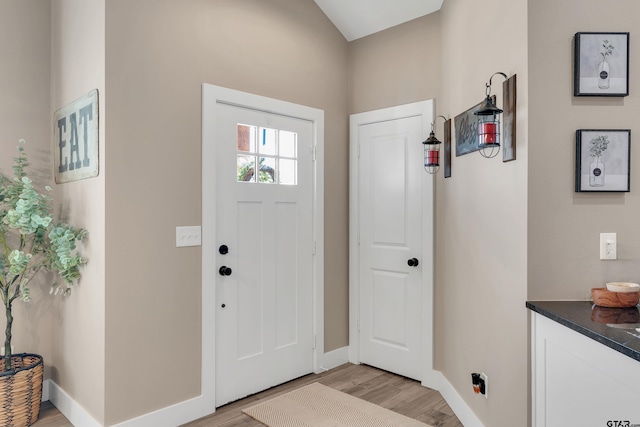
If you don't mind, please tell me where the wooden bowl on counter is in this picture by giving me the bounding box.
[592,287,640,308]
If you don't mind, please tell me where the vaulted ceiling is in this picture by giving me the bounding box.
[314,0,444,41]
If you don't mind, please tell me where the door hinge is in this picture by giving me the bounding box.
[313,334,317,349]
[312,241,317,255]
[312,145,317,161]
[357,143,361,158]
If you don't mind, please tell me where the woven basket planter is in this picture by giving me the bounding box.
[0,354,43,427]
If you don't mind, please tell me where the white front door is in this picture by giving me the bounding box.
[208,94,317,407]
[349,101,434,383]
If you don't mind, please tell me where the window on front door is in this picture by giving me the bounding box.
[236,124,298,185]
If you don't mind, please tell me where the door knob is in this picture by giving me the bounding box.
[407,258,419,267]
[219,245,229,255]
[219,266,232,276]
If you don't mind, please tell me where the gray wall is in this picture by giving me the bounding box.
[437,0,529,425]
[349,1,530,424]
[50,0,107,422]
[348,12,442,114]
[10,1,640,425]
[104,0,348,423]
[0,0,53,387]
[528,0,640,301]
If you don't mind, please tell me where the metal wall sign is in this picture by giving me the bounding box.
[54,89,99,183]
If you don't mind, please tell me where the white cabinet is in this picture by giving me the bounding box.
[532,313,640,426]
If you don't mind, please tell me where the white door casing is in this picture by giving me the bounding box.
[202,85,324,410]
[349,101,436,387]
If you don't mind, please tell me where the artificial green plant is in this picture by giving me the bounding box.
[0,141,87,370]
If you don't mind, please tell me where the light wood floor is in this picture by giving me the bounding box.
[32,401,73,427]
[34,364,462,427]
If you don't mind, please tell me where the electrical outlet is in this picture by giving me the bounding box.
[471,372,488,397]
[600,233,617,260]
[480,372,488,398]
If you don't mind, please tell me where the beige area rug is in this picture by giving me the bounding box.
[242,382,433,427]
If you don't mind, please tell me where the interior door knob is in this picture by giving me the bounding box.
[407,258,419,267]
[219,266,232,276]
[219,245,229,255]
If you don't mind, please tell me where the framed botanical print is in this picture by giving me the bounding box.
[575,129,630,192]
[574,32,629,97]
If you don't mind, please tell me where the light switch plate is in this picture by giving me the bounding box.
[176,226,202,247]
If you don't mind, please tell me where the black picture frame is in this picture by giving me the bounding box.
[574,32,629,97]
[454,96,495,157]
[575,129,630,192]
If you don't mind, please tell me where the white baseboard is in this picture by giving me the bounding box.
[111,394,214,427]
[115,349,350,427]
[434,371,485,427]
[47,380,102,427]
[45,378,214,427]
[44,358,479,427]
[42,379,50,402]
[322,346,349,371]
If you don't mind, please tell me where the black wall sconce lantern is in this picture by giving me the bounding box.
[423,115,450,174]
[474,72,507,158]
[474,72,517,162]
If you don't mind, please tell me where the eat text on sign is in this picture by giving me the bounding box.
[54,89,99,183]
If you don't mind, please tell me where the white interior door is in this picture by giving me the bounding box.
[213,102,314,406]
[349,101,434,383]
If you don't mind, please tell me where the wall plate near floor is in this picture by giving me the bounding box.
[480,372,488,398]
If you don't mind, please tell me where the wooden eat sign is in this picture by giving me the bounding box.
[53,89,99,183]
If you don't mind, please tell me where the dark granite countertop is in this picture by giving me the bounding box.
[526,300,640,362]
